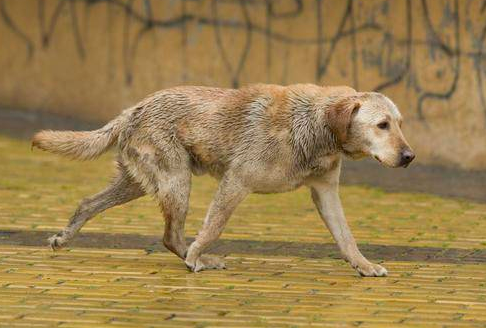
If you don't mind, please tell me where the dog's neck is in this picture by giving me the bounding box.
[289,96,341,171]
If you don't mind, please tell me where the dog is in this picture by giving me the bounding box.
[32,84,414,276]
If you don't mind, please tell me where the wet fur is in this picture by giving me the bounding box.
[34,84,411,276]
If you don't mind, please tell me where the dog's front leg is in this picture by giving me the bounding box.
[310,182,387,277]
[185,174,249,272]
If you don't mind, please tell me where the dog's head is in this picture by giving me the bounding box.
[326,92,414,168]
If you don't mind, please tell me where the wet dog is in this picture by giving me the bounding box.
[33,84,414,276]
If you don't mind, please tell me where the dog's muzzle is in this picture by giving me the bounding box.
[399,149,415,167]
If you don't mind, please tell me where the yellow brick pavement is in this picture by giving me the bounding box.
[0,246,485,328]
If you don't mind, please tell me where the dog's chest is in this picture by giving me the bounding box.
[249,169,304,193]
[247,154,340,194]
[307,154,341,175]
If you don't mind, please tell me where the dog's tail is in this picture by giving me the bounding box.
[32,108,133,160]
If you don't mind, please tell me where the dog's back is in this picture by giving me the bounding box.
[32,84,349,190]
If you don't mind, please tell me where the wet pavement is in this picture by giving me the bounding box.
[0,134,486,327]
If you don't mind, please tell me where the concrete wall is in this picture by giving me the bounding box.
[0,0,485,170]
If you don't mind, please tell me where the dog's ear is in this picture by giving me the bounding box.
[326,97,361,145]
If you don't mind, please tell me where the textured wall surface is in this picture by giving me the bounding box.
[0,0,485,169]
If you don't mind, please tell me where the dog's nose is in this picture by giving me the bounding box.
[400,149,415,167]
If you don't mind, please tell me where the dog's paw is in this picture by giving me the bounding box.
[48,232,69,251]
[353,261,388,277]
[185,254,226,272]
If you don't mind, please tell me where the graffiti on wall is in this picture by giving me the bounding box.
[1,0,486,123]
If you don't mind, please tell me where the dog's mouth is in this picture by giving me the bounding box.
[342,148,367,160]
[374,155,406,168]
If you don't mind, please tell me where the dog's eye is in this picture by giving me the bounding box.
[377,122,389,130]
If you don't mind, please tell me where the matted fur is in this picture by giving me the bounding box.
[32,108,134,160]
[33,84,414,277]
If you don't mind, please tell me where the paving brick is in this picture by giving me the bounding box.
[0,246,484,327]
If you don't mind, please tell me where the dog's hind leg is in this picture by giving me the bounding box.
[120,139,193,260]
[48,167,145,250]
[158,170,191,259]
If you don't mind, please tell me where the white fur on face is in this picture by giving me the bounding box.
[345,93,411,167]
